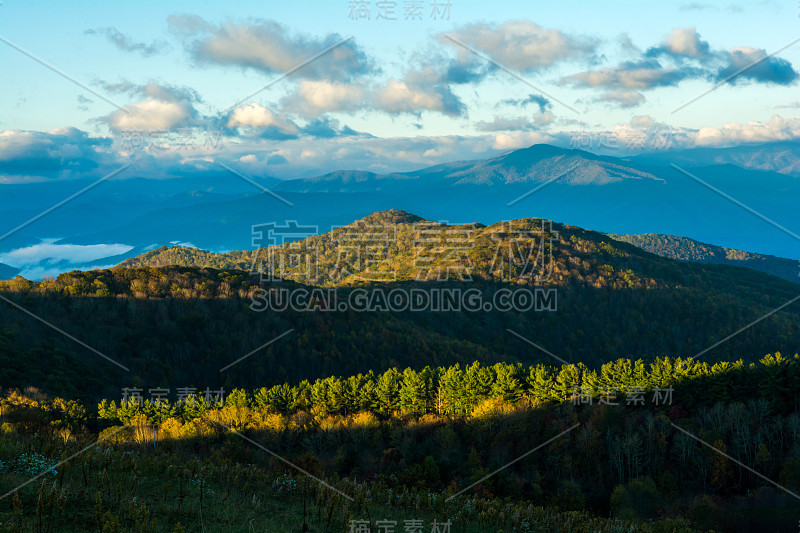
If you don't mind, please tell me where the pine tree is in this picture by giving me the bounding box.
[491,363,524,403]
[464,362,493,410]
[553,365,581,402]
[399,368,428,416]
[528,365,557,403]
[374,368,401,416]
[438,364,465,416]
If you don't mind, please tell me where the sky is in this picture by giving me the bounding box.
[2,0,800,180]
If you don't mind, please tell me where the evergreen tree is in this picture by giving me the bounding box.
[399,368,428,416]
[375,368,401,416]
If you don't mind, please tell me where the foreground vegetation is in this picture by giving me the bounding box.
[3,353,800,531]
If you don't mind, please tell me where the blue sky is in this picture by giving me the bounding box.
[2,0,800,178]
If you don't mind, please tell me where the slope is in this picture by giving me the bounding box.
[611,233,800,284]
[0,210,797,402]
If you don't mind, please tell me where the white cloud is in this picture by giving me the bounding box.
[101,82,202,134]
[563,61,685,89]
[718,46,798,85]
[85,27,168,57]
[492,131,558,150]
[663,27,711,58]
[691,115,800,146]
[169,16,373,81]
[534,112,555,126]
[475,117,532,132]
[0,242,132,266]
[108,98,192,131]
[378,79,444,114]
[283,80,365,114]
[375,66,465,116]
[595,90,646,108]
[563,26,797,109]
[0,127,117,182]
[588,114,800,152]
[226,103,300,135]
[444,20,596,70]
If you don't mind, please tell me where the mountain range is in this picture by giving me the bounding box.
[629,140,800,176]
[1,141,799,279]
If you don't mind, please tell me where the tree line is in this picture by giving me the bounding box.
[97,353,800,425]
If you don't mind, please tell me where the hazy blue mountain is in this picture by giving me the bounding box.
[270,146,800,260]
[0,263,19,280]
[65,191,402,250]
[3,143,800,279]
[0,173,278,250]
[629,140,800,176]
[271,170,417,193]
[274,144,664,192]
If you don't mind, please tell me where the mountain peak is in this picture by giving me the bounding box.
[523,143,574,155]
[358,209,427,225]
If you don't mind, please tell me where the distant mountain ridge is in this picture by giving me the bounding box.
[610,233,800,284]
[273,144,664,193]
[4,142,800,281]
[629,141,800,176]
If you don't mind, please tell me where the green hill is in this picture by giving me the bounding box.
[1,211,798,402]
[118,246,254,270]
[117,209,793,289]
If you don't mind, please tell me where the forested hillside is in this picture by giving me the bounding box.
[117,247,254,271]
[1,211,798,404]
[118,209,796,291]
[612,233,800,284]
